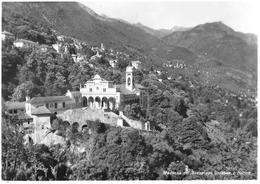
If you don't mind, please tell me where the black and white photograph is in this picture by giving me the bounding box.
[1,0,258,181]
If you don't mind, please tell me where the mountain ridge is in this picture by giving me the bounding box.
[162,21,257,75]
[2,2,257,94]
[2,1,198,66]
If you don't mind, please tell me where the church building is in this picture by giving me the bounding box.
[80,65,148,111]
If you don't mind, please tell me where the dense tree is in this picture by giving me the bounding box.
[68,62,93,90]
[175,98,188,118]
[11,81,35,101]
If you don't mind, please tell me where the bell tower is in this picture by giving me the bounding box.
[126,65,134,91]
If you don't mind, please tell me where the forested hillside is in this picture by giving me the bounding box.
[1,1,257,181]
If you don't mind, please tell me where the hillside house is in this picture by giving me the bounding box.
[2,31,15,41]
[174,63,186,69]
[31,106,51,131]
[25,95,77,116]
[100,43,105,51]
[91,46,99,52]
[52,43,62,53]
[4,101,33,129]
[109,59,118,68]
[131,60,142,69]
[13,39,38,48]
[90,50,102,60]
[57,35,65,41]
[71,54,78,62]
[5,101,25,118]
[39,44,52,52]
[76,54,85,62]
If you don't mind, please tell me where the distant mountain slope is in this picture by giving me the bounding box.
[162,22,257,75]
[2,2,197,65]
[134,23,191,38]
[134,22,171,38]
[170,26,191,32]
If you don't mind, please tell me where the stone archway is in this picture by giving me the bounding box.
[72,122,79,133]
[102,97,109,110]
[62,121,71,131]
[81,124,88,132]
[108,97,116,110]
[89,97,94,108]
[82,96,88,107]
[95,97,101,109]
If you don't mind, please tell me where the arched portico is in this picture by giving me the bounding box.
[108,97,116,110]
[81,124,88,132]
[102,97,109,110]
[62,121,71,130]
[88,96,94,108]
[82,96,88,107]
[82,95,118,110]
[72,122,79,133]
[94,97,101,109]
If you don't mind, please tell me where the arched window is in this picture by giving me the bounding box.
[127,77,131,86]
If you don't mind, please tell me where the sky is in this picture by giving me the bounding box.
[82,0,259,34]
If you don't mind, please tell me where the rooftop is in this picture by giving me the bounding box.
[5,101,25,110]
[31,106,51,115]
[86,74,113,83]
[16,111,33,120]
[39,44,51,48]
[116,83,145,95]
[14,39,38,44]
[132,60,141,64]
[2,31,14,36]
[116,84,135,95]
[27,96,72,104]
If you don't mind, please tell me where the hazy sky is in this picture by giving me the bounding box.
[82,0,258,34]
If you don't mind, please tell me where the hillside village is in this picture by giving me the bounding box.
[3,30,154,143]
[1,2,257,181]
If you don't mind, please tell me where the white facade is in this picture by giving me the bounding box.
[52,43,62,53]
[80,74,121,110]
[57,35,65,41]
[71,54,78,62]
[13,39,37,48]
[100,43,105,51]
[90,50,102,60]
[13,41,25,48]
